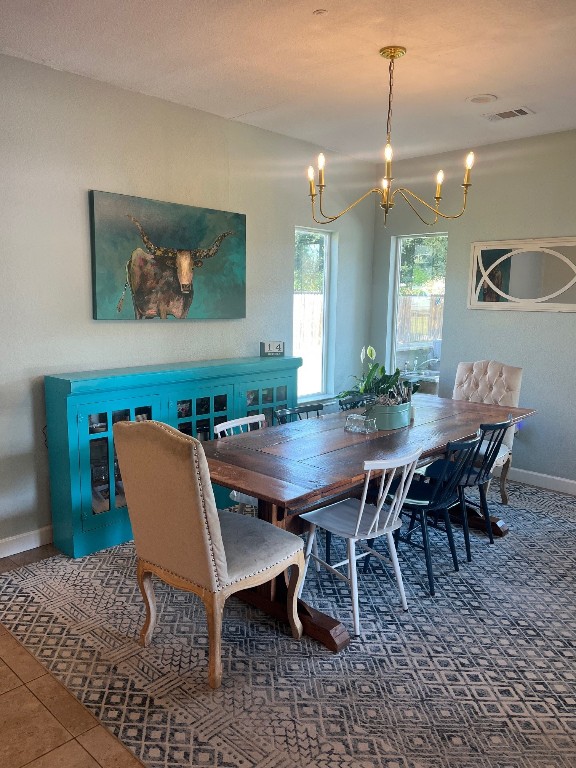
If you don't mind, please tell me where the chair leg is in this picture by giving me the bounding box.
[443,509,460,572]
[312,533,321,572]
[203,592,226,689]
[386,531,408,610]
[238,503,247,514]
[362,538,375,574]
[458,487,472,562]
[286,555,304,640]
[325,531,332,565]
[479,482,494,545]
[137,561,157,646]
[420,513,436,597]
[347,538,361,636]
[499,456,511,504]
[299,525,317,597]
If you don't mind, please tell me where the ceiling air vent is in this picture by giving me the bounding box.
[483,107,535,122]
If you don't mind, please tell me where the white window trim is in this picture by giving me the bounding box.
[385,236,401,373]
[388,232,448,372]
[294,226,333,400]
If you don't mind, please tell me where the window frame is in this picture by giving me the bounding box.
[293,226,332,400]
[389,232,448,374]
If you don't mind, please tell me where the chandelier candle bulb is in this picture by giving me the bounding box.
[463,152,474,185]
[317,153,325,186]
[381,179,389,206]
[435,170,444,199]
[384,143,393,179]
[308,166,316,196]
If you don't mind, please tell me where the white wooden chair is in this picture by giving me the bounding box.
[113,420,304,689]
[214,414,267,437]
[452,360,523,503]
[214,414,267,512]
[298,446,423,636]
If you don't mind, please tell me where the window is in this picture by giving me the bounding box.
[392,234,447,394]
[294,228,330,398]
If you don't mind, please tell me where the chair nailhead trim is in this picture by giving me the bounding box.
[142,559,207,593]
[142,421,224,590]
[143,548,301,593]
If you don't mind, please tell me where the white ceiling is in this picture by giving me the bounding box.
[1,0,576,163]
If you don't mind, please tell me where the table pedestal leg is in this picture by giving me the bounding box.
[235,581,350,652]
[449,501,509,538]
[234,499,350,652]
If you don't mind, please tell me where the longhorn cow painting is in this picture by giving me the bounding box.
[90,191,246,320]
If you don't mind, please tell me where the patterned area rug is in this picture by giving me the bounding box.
[0,482,575,768]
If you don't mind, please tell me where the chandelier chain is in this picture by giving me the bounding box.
[386,57,394,143]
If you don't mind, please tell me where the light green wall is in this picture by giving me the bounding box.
[0,55,377,541]
[371,130,576,481]
[3,54,572,546]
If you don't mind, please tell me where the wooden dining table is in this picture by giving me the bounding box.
[202,393,536,651]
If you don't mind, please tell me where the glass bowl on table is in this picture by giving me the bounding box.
[344,414,377,434]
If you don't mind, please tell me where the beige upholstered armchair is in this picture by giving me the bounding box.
[113,420,305,689]
[452,360,523,503]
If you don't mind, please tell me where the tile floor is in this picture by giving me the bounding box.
[0,545,145,768]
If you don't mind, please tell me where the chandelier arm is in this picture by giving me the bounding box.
[310,204,339,225]
[314,188,384,224]
[392,189,439,226]
[313,196,341,224]
[310,211,330,225]
[394,187,470,222]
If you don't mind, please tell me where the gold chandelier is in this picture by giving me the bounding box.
[307,46,475,226]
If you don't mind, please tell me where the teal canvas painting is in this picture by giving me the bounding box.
[90,191,246,320]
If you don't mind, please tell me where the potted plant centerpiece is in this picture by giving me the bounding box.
[340,345,416,430]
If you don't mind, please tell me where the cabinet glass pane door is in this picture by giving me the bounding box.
[78,395,161,531]
[89,438,110,514]
[236,378,294,426]
[170,385,234,440]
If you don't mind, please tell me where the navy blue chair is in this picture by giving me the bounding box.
[275,403,324,424]
[423,420,513,559]
[392,436,481,596]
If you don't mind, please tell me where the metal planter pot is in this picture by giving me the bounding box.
[364,401,410,430]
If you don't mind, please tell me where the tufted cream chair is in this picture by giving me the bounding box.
[113,420,305,689]
[452,360,523,503]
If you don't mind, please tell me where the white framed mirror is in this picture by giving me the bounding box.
[468,237,576,312]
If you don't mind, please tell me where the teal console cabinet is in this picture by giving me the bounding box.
[45,356,301,558]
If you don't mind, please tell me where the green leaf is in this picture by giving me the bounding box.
[339,348,407,402]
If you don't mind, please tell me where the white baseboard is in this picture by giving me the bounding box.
[0,526,53,559]
[0,469,574,558]
[505,467,576,496]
